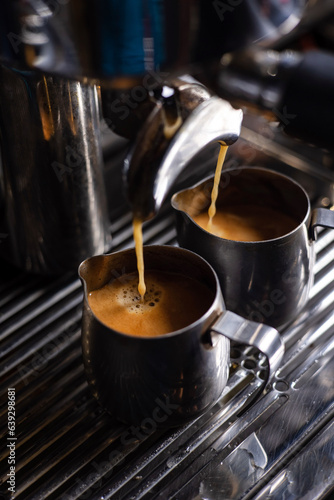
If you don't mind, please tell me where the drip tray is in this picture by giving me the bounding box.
[1,129,334,500]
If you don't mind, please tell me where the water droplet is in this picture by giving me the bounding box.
[166,457,177,469]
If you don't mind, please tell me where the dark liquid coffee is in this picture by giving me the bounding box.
[88,270,215,337]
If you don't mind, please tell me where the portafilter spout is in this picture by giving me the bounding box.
[123,77,243,221]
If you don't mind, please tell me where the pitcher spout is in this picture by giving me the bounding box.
[123,77,243,221]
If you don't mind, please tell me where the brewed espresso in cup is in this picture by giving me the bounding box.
[193,204,297,241]
[88,269,215,337]
[192,143,297,242]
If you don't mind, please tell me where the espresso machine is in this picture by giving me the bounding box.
[1,0,327,275]
[1,1,334,499]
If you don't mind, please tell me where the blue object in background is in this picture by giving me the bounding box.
[99,0,164,76]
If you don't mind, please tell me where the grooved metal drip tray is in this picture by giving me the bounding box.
[1,126,334,500]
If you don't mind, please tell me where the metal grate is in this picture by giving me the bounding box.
[1,137,334,499]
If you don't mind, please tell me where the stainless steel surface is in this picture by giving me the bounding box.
[212,311,284,389]
[1,131,334,499]
[147,97,243,219]
[0,66,111,274]
[124,77,243,220]
[254,419,334,500]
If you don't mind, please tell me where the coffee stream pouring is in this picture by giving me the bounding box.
[122,77,243,221]
[0,0,311,274]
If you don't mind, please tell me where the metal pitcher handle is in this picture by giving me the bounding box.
[310,207,334,240]
[211,310,284,389]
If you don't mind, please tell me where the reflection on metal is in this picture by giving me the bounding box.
[0,134,334,498]
[240,433,268,470]
[124,78,243,221]
[199,434,268,500]
[0,66,111,274]
[255,420,334,500]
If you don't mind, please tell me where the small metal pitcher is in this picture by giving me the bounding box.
[79,245,284,427]
[171,166,334,329]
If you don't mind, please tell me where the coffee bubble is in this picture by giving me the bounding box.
[88,270,214,337]
[110,278,164,316]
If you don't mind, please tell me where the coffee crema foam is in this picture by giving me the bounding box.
[88,270,214,337]
[193,204,297,241]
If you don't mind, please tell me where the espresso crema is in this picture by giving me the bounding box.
[193,204,297,241]
[88,270,214,337]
